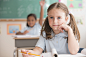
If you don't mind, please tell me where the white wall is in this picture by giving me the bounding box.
[78,25,86,48]
[0,22,26,57]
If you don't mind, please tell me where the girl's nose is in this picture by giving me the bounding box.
[53,17,58,23]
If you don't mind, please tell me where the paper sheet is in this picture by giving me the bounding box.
[12,35,39,38]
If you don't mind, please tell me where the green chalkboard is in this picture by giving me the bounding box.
[0,0,58,19]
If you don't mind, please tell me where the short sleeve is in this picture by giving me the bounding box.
[36,23,42,29]
[35,35,46,50]
[34,23,42,35]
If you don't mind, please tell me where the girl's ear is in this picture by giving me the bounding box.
[65,16,70,24]
[65,16,68,22]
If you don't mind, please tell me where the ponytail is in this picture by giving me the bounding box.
[41,17,52,39]
[68,13,80,41]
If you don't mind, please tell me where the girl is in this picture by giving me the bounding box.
[22,2,80,57]
[16,0,45,35]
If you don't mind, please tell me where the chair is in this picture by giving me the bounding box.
[78,48,84,53]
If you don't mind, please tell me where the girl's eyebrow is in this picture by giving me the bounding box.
[48,15,61,17]
[57,15,62,17]
[48,15,53,16]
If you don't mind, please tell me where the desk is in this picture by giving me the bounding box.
[35,53,86,57]
[58,53,86,57]
[13,37,39,57]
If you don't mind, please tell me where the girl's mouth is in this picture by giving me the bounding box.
[53,25,59,26]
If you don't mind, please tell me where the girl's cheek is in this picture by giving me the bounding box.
[60,21,64,25]
[49,20,52,24]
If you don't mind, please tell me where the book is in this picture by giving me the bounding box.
[35,48,58,57]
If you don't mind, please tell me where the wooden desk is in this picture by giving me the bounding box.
[13,37,39,57]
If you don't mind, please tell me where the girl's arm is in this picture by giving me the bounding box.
[16,30,29,35]
[67,27,79,54]
[39,0,45,26]
[33,47,43,55]
[58,24,79,55]
[16,31,24,35]
[22,47,43,57]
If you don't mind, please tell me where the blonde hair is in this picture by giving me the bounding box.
[41,2,80,41]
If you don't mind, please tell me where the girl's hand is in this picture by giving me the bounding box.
[58,23,71,33]
[21,49,35,57]
[23,30,29,35]
[39,0,45,7]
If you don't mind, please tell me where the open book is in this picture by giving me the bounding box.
[35,48,58,57]
[12,35,39,38]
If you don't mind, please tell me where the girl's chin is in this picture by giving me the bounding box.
[29,25,34,27]
[52,28,59,31]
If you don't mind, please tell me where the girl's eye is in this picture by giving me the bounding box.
[50,17,53,19]
[27,20,30,21]
[58,17,61,19]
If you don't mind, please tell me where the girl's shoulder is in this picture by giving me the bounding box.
[41,31,46,37]
[34,22,41,27]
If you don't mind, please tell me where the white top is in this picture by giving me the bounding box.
[36,31,73,54]
[20,23,41,35]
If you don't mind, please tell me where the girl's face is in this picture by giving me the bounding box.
[48,8,68,31]
[27,16,36,27]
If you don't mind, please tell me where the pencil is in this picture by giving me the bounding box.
[28,27,34,31]
[21,52,40,56]
[28,53,40,56]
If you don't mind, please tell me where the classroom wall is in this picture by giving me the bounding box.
[0,22,26,57]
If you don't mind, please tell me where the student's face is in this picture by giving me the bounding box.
[48,8,68,31]
[27,16,36,27]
